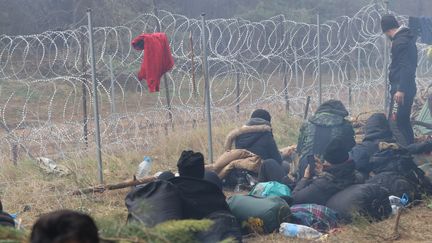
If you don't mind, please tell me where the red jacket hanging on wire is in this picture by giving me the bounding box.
[131,33,174,92]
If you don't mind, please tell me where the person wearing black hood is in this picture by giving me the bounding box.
[296,100,355,179]
[292,138,357,205]
[235,109,283,163]
[381,14,418,146]
[350,113,394,179]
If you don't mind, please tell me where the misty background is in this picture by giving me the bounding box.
[1,0,432,35]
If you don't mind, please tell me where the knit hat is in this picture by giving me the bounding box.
[251,109,271,122]
[177,150,205,179]
[324,138,350,165]
[381,15,400,33]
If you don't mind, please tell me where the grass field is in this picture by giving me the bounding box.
[1,106,432,242]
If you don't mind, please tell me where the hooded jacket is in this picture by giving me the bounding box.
[350,113,394,176]
[296,100,355,177]
[292,161,357,205]
[389,27,418,95]
[235,118,283,163]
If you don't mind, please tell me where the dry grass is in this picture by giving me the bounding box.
[1,107,432,242]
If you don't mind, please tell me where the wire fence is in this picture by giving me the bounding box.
[0,2,431,163]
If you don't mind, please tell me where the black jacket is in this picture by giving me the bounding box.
[235,118,282,163]
[389,27,418,95]
[292,161,357,205]
[297,100,355,178]
[350,113,393,176]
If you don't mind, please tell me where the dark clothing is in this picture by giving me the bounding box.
[297,100,355,178]
[389,93,415,146]
[177,150,205,179]
[235,118,282,163]
[258,159,293,187]
[204,171,224,191]
[350,113,394,176]
[389,27,418,95]
[388,27,417,146]
[409,16,432,45]
[292,161,357,205]
[169,177,230,220]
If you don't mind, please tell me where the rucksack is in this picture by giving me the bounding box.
[366,172,418,200]
[326,184,392,222]
[290,204,339,233]
[249,181,292,198]
[169,177,230,220]
[227,195,291,234]
[125,180,183,226]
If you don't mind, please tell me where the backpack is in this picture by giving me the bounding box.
[290,204,339,233]
[326,184,392,222]
[366,172,418,200]
[249,181,292,198]
[227,195,291,234]
[125,180,183,226]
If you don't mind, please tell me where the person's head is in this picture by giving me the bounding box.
[381,14,400,39]
[364,113,392,138]
[251,109,271,123]
[315,100,349,117]
[323,137,350,166]
[177,150,205,178]
[30,210,99,243]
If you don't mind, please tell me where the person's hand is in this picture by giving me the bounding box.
[315,157,323,174]
[394,91,405,105]
[304,164,311,179]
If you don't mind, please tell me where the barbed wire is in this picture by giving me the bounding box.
[0,2,431,163]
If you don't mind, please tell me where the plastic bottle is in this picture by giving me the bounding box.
[136,156,153,179]
[280,223,323,240]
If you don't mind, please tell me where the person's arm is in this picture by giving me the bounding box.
[350,144,371,172]
[395,43,417,93]
[343,122,356,150]
[292,178,323,204]
[267,133,283,163]
[296,123,307,155]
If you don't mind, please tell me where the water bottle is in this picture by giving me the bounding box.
[280,223,323,240]
[136,156,153,179]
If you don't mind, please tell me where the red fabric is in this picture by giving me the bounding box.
[131,33,174,92]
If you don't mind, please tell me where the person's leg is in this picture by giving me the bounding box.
[396,94,415,145]
[258,159,286,183]
[389,94,409,146]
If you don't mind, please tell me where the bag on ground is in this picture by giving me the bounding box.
[125,180,183,226]
[326,184,392,222]
[227,195,291,234]
[249,181,292,198]
[290,204,339,232]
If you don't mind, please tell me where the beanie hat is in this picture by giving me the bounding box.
[324,138,350,165]
[177,150,205,179]
[381,15,400,33]
[251,109,271,122]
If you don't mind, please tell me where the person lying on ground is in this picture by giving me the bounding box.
[235,109,283,164]
[296,100,355,179]
[350,113,394,179]
[30,210,99,243]
[292,138,357,205]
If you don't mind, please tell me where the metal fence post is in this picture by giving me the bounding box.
[80,33,89,148]
[236,69,240,114]
[317,13,322,105]
[279,16,289,114]
[383,0,390,113]
[201,13,214,163]
[109,56,116,115]
[87,9,104,184]
[153,0,173,130]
